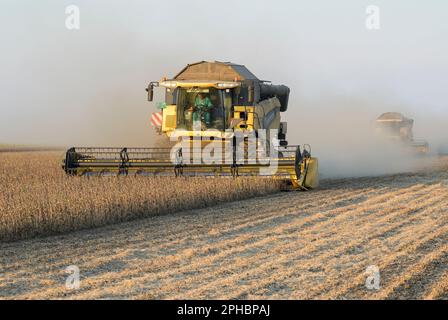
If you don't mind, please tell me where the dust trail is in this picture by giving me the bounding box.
[286,94,441,179]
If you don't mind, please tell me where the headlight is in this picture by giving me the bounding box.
[216,82,239,88]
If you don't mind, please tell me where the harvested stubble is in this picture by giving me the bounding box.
[0,152,282,242]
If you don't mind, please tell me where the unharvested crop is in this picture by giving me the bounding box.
[0,152,282,242]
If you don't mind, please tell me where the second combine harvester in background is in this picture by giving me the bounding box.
[63,61,318,189]
[375,112,429,154]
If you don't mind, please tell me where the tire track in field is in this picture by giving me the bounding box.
[191,194,448,299]
[250,195,448,300]
[378,245,447,299]
[319,224,448,299]
[424,271,448,299]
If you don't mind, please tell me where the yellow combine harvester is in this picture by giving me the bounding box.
[63,61,319,189]
[375,112,429,154]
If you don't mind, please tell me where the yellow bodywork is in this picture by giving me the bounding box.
[301,157,319,189]
[233,106,255,131]
[162,105,177,132]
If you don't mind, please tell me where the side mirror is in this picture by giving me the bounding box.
[146,84,154,102]
[146,82,158,102]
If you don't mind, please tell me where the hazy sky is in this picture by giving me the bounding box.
[0,0,447,147]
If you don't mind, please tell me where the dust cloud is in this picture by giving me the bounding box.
[286,93,446,179]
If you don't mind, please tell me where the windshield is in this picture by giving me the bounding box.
[377,122,402,134]
[176,87,225,131]
[376,121,412,140]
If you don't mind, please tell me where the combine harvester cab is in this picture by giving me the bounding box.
[63,61,319,190]
[375,112,429,155]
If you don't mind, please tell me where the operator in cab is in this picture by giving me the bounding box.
[193,92,213,126]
